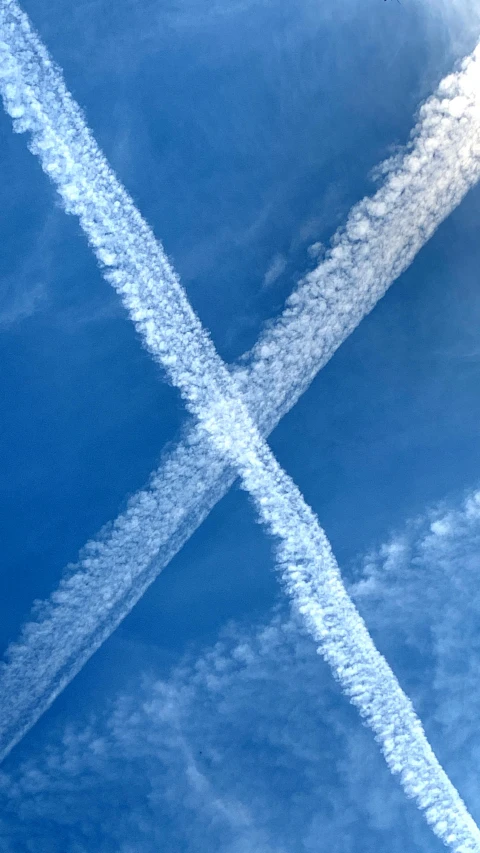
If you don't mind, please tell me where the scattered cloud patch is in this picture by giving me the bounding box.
[306,240,324,260]
[0,280,45,329]
[3,487,480,850]
[262,253,287,288]
[0,212,57,330]
[0,611,430,853]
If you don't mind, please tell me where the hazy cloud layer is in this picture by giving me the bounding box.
[3,487,480,851]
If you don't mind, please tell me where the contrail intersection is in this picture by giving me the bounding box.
[1,2,480,849]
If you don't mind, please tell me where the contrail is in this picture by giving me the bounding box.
[0,5,479,776]
[1,3,480,849]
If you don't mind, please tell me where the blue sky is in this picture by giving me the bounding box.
[1,0,480,850]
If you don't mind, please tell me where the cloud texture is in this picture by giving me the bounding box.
[3,488,480,852]
[1,2,480,847]
[0,7,479,795]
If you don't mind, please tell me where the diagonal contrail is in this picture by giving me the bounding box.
[0,5,479,778]
[1,3,480,849]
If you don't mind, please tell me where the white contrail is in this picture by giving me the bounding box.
[1,3,480,849]
[1,4,480,775]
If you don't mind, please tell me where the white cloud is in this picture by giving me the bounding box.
[351,487,480,748]
[0,280,45,328]
[0,611,420,853]
[4,487,480,850]
[262,253,287,288]
[0,210,57,329]
[306,241,324,260]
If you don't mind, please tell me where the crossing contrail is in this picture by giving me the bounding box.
[0,5,479,775]
[1,3,480,849]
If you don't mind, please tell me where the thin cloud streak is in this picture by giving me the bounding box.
[1,3,480,848]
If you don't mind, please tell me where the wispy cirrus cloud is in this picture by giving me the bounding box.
[262,252,287,289]
[352,488,480,747]
[0,612,429,853]
[3,487,480,852]
[0,210,57,329]
[0,279,44,328]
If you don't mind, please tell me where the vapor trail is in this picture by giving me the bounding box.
[0,5,479,775]
[1,3,480,849]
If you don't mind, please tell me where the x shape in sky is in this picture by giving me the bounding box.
[1,3,480,850]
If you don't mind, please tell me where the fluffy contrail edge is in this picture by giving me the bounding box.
[1,3,480,849]
[0,5,479,775]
